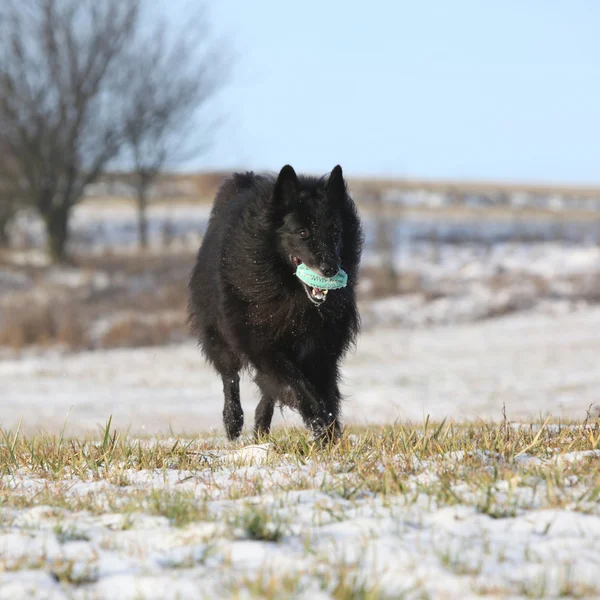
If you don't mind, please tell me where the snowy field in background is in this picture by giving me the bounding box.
[2,306,600,436]
[9,202,212,254]
[9,196,600,256]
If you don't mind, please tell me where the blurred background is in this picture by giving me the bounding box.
[1,0,599,434]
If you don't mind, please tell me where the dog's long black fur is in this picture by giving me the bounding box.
[188,165,363,441]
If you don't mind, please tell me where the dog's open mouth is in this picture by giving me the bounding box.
[292,257,328,305]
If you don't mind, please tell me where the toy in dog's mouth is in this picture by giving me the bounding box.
[291,257,347,306]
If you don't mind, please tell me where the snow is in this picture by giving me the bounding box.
[223,443,274,466]
[0,445,598,599]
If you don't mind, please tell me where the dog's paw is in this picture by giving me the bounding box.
[310,422,341,449]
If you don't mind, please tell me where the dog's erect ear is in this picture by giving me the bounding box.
[326,165,346,203]
[274,165,299,205]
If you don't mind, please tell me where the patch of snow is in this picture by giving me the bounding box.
[554,450,600,465]
[514,453,544,467]
[223,443,274,466]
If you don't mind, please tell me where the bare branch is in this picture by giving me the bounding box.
[117,1,231,247]
[0,0,141,261]
[0,0,230,258]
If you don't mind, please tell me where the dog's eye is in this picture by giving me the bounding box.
[297,229,310,240]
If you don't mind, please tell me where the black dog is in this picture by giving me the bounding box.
[188,165,363,441]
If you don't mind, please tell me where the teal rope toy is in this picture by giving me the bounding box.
[295,263,348,290]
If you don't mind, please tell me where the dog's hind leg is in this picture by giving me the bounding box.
[204,327,244,440]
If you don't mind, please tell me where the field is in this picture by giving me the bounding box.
[2,186,600,598]
[2,317,600,600]
[1,422,599,599]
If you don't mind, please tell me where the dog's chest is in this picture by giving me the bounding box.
[248,292,336,357]
[286,314,332,362]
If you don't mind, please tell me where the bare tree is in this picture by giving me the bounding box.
[0,142,12,245]
[0,0,140,262]
[373,191,398,294]
[120,10,227,249]
[0,153,17,247]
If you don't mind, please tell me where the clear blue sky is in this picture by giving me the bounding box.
[183,0,599,183]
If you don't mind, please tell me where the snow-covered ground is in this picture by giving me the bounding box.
[1,438,599,599]
[2,306,600,436]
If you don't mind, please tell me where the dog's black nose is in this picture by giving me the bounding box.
[321,264,338,278]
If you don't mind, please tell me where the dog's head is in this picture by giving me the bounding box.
[272,164,347,306]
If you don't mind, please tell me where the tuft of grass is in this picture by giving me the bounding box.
[326,570,384,600]
[229,504,286,542]
[515,565,600,599]
[234,567,388,600]
[146,489,211,527]
[0,416,207,480]
[53,521,92,544]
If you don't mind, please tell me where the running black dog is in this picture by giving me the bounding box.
[188,165,363,441]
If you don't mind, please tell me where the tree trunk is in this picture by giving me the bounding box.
[0,214,11,247]
[374,192,397,294]
[45,207,70,263]
[137,187,148,250]
[0,197,15,247]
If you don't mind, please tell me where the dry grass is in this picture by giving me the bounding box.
[0,415,598,598]
[0,302,88,350]
[97,313,188,349]
[3,258,600,351]
[0,247,411,351]
[0,298,186,352]
[1,415,598,508]
[0,252,194,351]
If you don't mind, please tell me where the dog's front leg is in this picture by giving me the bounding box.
[309,363,343,441]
